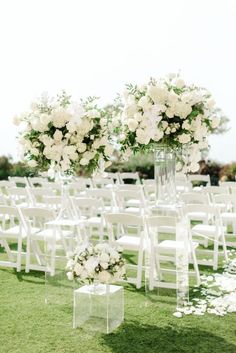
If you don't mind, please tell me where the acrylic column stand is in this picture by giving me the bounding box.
[73,283,124,333]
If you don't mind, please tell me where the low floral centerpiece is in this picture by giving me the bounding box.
[66,243,126,284]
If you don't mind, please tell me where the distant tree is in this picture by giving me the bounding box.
[0,155,13,180]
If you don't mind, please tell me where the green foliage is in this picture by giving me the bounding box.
[219,162,236,181]
[0,155,37,180]
[0,155,13,180]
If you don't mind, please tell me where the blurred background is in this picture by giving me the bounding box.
[0,0,235,180]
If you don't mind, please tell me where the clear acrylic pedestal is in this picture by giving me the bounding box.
[73,284,124,333]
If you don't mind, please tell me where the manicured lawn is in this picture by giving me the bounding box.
[1,260,236,353]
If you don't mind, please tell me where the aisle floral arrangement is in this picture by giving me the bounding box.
[66,243,126,284]
[119,73,222,172]
[14,92,114,174]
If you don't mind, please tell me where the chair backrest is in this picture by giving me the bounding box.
[212,194,236,212]
[183,204,220,224]
[219,181,236,188]
[188,174,211,187]
[29,187,55,206]
[0,205,24,230]
[92,178,114,189]
[68,182,87,196]
[145,215,178,244]
[104,172,120,183]
[20,207,56,228]
[142,179,155,186]
[180,192,210,205]
[176,173,188,182]
[73,177,92,188]
[114,189,147,214]
[86,188,117,210]
[72,197,104,218]
[205,186,230,195]
[28,177,48,187]
[117,184,143,191]
[7,187,33,206]
[105,212,144,242]
[118,172,141,184]
[8,176,29,187]
[42,196,63,211]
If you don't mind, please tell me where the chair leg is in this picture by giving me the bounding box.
[213,238,218,271]
[191,249,201,286]
[16,238,22,272]
[25,236,31,273]
[136,248,144,289]
[221,232,229,262]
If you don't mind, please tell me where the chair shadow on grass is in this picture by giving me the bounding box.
[102,321,236,353]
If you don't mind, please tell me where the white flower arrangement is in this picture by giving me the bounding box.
[14,92,115,174]
[66,243,126,284]
[120,74,222,172]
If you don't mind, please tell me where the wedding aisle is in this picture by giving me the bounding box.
[1,260,236,353]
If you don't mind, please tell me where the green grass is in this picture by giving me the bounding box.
[1,252,236,353]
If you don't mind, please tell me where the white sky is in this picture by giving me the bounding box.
[0,0,235,163]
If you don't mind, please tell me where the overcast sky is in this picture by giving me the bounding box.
[0,0,235,163]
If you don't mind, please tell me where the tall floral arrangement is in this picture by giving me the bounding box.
[119,74,222,172]
[14,92,115,174]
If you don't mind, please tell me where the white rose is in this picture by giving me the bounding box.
[77,143,87,153]
[100,262,109,270]
[178,133,191,144]
[28,160,38,167]
[31,118,46,132]
[13,115,22,126]
[211,117,220,129]
[153,129,164,142]
[52,108,71,128]
[67,271,74,281]
[98,270,111,283]
[127,119,138,132]
[136,128,150,144]
[31,148,39,156]
[189,162,200,173]
[74,263,83,276]
[182,120,191,130]
[80,158,89,166]
[53,130,63,141]
[104,145,114,157]
[100,253,110,263]
[147,84,168,104]
[138,96,151,111]
[175,78,185,89]
[84,257,99,273]
[40,113,51,126]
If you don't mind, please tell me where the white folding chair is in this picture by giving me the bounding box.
[20,207,59,273]
[28,177,48,187]
[72,197,105,241]
[105,212,146,288]
[118,172,141,185]
[86,188,117,212]
[0,206,26,271]
[28,187,55,207]
[145,215,200,290]
[8,187,33,207]
[184,204,228,270]
[8,176,29,188]
[92,178,114,189]
[114,189,148,215]
[213,194,236,247]
[188,174,211,189]
[180,192,210,222]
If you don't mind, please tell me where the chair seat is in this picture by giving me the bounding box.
[0,226,27,239]
[157,240,198,252]
[116,235,144,250]
[192,224,226,237]
[188,211,208,221]
[221,212,236,222]
[126,199,141,207]
[87,217,105,226]
[32,229,72,241]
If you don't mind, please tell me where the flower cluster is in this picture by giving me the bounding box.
[66,243,126,284]
[14,92,114,174]
[120,74,221,172]
[223,250,236,274]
